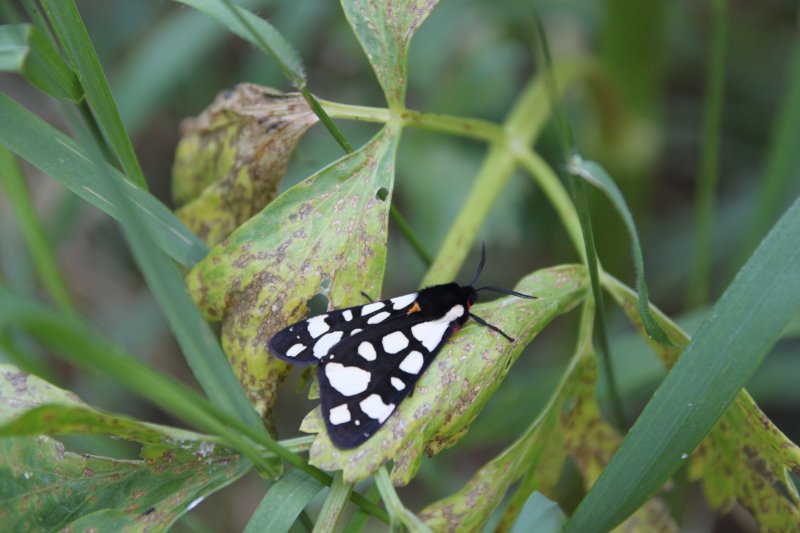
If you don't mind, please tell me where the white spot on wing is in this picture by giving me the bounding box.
[411,305,465,351]
[391,293,418,310]
[342,310,353,321]
[359,394,395,423]
[329,404,351,425]
[286,343,305,357]
[391,377,405,390]
[382,331,409,354]
[367,311,391,324]
[307,315,330,338]
[361,302,385,315]
[350,328,363,336]
[399,351,424,374]
[313,331,343,358]
[325,363,371,396]
[358,341,377,361]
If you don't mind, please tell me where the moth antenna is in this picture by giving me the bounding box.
[469,312,515,342]
[468,242,487,287]
[360,291,375,303]
[476,285,536,299]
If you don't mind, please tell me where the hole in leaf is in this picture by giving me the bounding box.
[376,187,389,201]
[320,277,331,291]
[306,293,329,317]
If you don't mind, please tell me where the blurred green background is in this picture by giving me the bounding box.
[1,0,799,530]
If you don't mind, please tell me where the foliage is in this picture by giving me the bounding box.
[1,0,798,532]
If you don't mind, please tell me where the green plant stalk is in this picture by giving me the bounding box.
[0,147,76,315]
[320,100,504,144]
[39,0,148,189]
[375,467,432,533]
[687,0,727,307]
[421,60,593,285]
[312,472,353,533]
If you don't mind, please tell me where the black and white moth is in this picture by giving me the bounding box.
[268,246,534,449]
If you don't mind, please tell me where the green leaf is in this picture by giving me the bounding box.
[0,435,248,532]
[40,0,147,188]
[173,83,318,246]
[305,265,588,484]
[188,124,401,416]
[567,156,673,346]
[0,92,208,268]
[341,0,440,108]
[0,23,82,101]
[243,469,324,533]
[175,0,306,87]
[566,195,800,532]
[605,275,800,530]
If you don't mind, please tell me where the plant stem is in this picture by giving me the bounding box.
[312,472,353,533]
[374,467,431,532]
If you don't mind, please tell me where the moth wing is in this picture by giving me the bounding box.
[318,313,461,448]
[268,292,419,365]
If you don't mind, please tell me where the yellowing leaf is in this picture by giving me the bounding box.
[341,0,440,107]
[187,125,401,416]
[303,265,589,484]
[173,83,317,245]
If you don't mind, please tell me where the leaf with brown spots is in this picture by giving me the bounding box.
[187,125,401,417]
[419,305,677,533]
[172,83,318,245]
[303,265,589,484]
[341,0,440,107]
[0,436,248,532]
[0,365,213,447]
[0,365,249,531]
[605,277,800,529]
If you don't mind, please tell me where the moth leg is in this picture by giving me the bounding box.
[360,291,375,303]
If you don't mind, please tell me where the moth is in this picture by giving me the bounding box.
[268,245,534,449]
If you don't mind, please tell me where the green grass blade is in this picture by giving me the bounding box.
[243,469,325,533]
[0,146,75,314]
[175,0,305,87]
[0,92,208,267]
[565,194,800,532]
[39,0,147,188]
[567,156,672,346]
[687,0,727,306]
[0,23,82,101]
